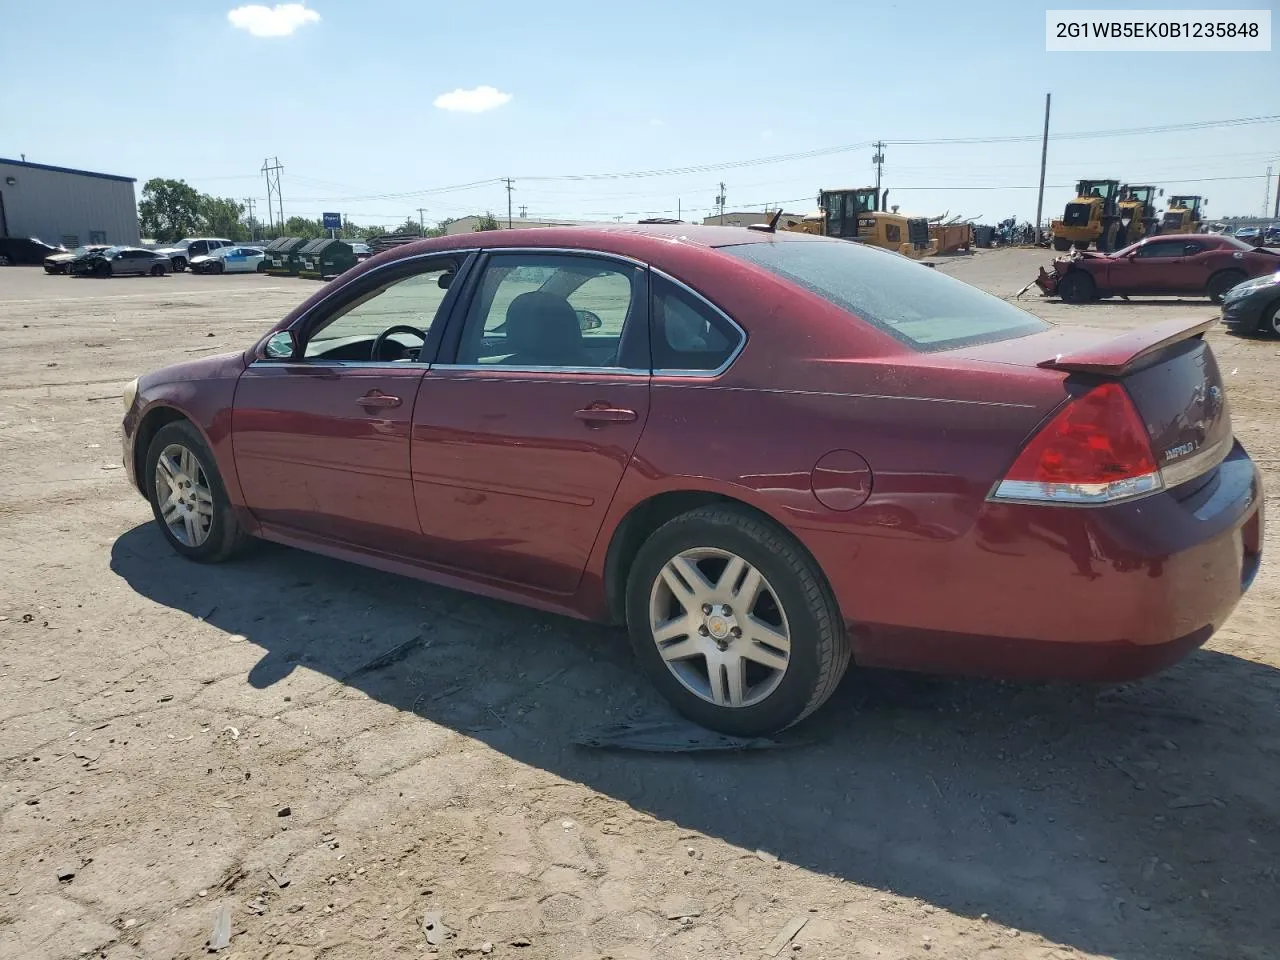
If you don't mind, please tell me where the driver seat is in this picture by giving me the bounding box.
[502,291,589,367]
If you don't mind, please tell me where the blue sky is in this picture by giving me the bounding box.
[2,1,1276,227]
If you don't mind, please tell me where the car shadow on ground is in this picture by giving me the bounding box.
[110,523,1278,960]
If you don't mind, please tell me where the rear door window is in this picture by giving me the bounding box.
[650,275,744,373]
[721,238,1046,351]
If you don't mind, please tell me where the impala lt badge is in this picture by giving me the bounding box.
[1165,441,1196,460]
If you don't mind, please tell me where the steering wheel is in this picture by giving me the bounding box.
[371,324,427,361]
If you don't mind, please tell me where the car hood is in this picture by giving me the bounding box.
[153,246,185,255]
[1225,270,1280,299]
[189,254,216,263]
[46,252,76,262]
[139,351,249,390]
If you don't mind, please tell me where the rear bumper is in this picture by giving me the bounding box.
[809,443,1263,681]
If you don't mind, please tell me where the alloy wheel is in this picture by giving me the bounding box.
[648,547,791,708]
[154,443,214,547]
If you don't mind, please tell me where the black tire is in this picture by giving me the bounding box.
[1207,270,1246,305]
[172,257,187,272]
[94,261,111,278]
[256,260,267,273]
[1072,240,1090,251]
[1057,270,1096,304]
[1052,236,1072,252]
[1114,224,1128,249]
[144,420,251,563]
[213,260,225,275]
[624,505,850,736]
[150,264,165,277]
[1260,298,1280,337]
[0,254,12,266]
[1096,221,1119,253]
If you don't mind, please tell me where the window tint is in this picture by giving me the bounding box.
[456,254,642,369]
[304,265,455,358]
[1136,241,1185,259]
[721,238,1046,351]
[651,275,742,372]
[1182,242,1205,255]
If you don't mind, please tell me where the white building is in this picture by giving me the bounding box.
[443,215,602,236]
[702,210,807,228]
[0,157,140,248]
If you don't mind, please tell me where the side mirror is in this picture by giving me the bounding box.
[576,310,602,332]
[263,330,296,360]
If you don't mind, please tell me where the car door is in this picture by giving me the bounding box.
[233,253,470,555]
[411,251,651,593]
[1116,239,1190,293]
[116,250,142,275]
[223,247,247,272]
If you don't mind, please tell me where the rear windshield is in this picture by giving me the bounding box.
[721,239,1047,351]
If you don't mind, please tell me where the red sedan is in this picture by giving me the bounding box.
[122,225,1264,734]
[1036,232,1279,303]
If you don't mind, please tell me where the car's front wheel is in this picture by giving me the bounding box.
[1057,270,1096,303]
[1261,298,1280,337]
[625,505,850,736]
[1052,236,1071,251]
[150,264,166,276]
[172,257,187,272]
[145,420,250,563]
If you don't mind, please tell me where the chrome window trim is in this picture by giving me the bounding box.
[648,267,747,379]
[429,363,648,377]
[248,359,426,371]
[478,246,648,269]
[1161,433,1233,489]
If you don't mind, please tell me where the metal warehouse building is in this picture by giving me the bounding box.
[0,157,139,248]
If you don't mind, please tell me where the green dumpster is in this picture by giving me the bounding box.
[298,238,359,280]
[264,237,306,276]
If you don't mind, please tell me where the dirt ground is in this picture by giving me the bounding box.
[1,252,1277,960]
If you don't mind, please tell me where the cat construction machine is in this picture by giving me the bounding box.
[1050,179,1126,252]
[1159,195,1206,234]
[1115,184,1161,247]
[781,187,938,259]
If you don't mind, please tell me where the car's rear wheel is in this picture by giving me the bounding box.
[150,264,165,276]
[1057,270,1096,304]
[172,257,187,272]
[145,420,250,563]
[625,505,849,736]
[1052,236,1071,251]
[256,260,267,273]
[1207,270,1246,304]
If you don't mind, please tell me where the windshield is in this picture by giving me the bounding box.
[721,238,1047,351]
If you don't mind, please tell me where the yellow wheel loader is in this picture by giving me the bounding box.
[1159,195,1206,234]
[1115,184,1161,248]
[781,187,938,259]
[1049,179,1125,253]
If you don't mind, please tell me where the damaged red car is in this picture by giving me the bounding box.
[122,226,1264,735]
[1035,233,1279,304]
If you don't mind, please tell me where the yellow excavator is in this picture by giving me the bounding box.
[1160,195,1206,234]
[781,187,938,259]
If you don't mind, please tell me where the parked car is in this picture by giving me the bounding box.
[70,246,171,277]
[1235,226,1262,245]
[1035,233,1279,303]
[153,238,234,272]
[121,225,1262,735]
[44,244,111,274]
[1221,269,1280,336]
[1263,224,1280,247]
[189,245,267,274]
[0,236,64,266]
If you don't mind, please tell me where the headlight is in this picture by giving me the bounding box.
[123,377,139,411]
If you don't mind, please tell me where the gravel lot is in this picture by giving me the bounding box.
[1,253,1277,960]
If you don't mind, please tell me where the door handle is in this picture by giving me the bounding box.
[358,391,402,410]
[574,405,637,425]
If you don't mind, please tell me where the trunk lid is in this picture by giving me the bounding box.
[955,317,1233,487]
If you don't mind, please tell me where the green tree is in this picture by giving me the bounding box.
[282,216,325,239]
[473,212,501,232]
[200,196,248,241]
[393,217,424,236]
[138,178,203,241]
[426,217,455,238]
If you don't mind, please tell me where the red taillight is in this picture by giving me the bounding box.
[991,382,1163,505]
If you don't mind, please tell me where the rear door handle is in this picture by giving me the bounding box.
[574,405,637,425]
[358,391,402,410]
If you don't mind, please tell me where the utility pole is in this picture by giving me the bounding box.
[677,198,681,220]
[503,178,515,228]
[519,204,528,218]
[1274,158,1280,218]
[1266,166,1273,217]
[1034,93,1052,245]
[872,141,886,202]
[716,182,726,220]
[243,198,257,240]
[417,207,427,236]
[261,157,284,234]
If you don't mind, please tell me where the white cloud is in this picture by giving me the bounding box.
[433,86,513,113]
[227,3,320,37]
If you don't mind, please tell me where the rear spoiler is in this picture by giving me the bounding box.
[1037,316,1217,376]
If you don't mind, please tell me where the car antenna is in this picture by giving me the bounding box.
[747,208,784,233]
